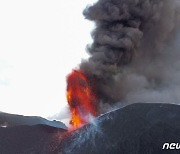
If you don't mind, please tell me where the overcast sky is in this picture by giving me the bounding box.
[0,0,97,119]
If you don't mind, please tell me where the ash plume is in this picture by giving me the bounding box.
[79,0,180,113]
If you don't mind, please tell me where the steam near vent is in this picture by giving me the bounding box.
[78,0,180,113]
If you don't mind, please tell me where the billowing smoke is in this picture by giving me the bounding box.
[79,0,180,113]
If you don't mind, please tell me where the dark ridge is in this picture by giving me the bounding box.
[0,111,67,129]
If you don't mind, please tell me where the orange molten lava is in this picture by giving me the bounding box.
[66,70,97,129]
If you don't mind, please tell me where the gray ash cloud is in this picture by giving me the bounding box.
[79,0,180,112]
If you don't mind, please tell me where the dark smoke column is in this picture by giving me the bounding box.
[80,0,179,106]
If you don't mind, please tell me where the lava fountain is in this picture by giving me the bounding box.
[66,70,98,129]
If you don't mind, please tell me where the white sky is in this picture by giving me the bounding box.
[0,0,97,119]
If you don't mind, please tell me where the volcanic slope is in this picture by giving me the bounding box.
[56,103,180,154]
[0,124,66,154]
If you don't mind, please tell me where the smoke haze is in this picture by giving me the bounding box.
[79,0,180,113]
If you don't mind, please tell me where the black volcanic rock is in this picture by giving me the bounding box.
[56,103,180,154]
[0,112,67,129]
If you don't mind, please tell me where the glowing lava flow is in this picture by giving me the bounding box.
[66,70,97,129]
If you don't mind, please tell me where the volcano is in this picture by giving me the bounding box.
[1,103,180,154]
